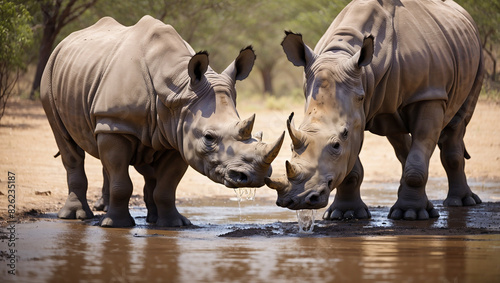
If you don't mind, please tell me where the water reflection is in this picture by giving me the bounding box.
[5,221,499,282]
[3,181,499,282]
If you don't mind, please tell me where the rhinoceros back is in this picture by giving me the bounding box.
[41,16,193,158]
[314,0,483,135]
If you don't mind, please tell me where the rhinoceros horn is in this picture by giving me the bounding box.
[263,131,285,164]
[287,112,305,149]
[265,175,288,191]
[237,114,255,140]
[285,160,300,180]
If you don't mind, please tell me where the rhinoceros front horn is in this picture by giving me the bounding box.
[237,113,256,140]
[287,112,305,149]
[265,175,288,191]
[263,131,285,164]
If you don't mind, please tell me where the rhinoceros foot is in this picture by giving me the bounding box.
[100,213,135,227]
[93,196,108,212]
[146,210,158,223]
[156,213,192,227]
[323,200,371,220]
[388,200,440,220]
[444,193,482,207]
[58,192,94,220]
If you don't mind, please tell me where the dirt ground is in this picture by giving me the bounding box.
[0,97,499,232]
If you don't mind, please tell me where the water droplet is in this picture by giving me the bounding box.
[234,188,256,202]
[296,209,316,234]
[234,188,257,222]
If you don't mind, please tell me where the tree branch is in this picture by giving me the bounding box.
[61,0,99,27]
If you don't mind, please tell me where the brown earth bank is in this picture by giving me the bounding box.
[0,97,499,236]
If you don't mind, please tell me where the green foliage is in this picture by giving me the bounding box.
[480,80,500,101]
[0,1,33,119]
[285,0,350,45]
[455,0,500,81]
[455,0,500,44]
[0,1,33,69]
[14,0,500,105]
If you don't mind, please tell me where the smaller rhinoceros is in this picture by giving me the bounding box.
[41,16,284,227]
[266,0,484,221]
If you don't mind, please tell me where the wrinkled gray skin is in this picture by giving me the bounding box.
[266,0,484,220]
[41,16,284,227]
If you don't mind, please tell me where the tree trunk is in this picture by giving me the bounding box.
[483,46,498,82]
[492,55,497,81]
[30,21,57,100]
[29,0,98,99]
[260,67,274,95]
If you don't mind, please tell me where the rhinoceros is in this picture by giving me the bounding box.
[266,0,484,220]
[41,16,284,227]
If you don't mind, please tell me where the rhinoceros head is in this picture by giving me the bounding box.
[265,32,374,209]
[178,47,285,188]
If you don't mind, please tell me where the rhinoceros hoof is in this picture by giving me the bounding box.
[58,206,94,220]
[146,212,158,223]
[100,214,135,227]
[156,214,192,227]
[388,205,440,220]
[444,193,482,207]
[58,193,94,219]
[93,197,108,212]
[323,207,371,220]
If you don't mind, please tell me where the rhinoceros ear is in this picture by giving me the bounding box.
[354,35,374,68]
[188,51,209,84]
[223,46,256,81]
[281,31,316,67]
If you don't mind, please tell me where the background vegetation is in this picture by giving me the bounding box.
[1,0,499,118]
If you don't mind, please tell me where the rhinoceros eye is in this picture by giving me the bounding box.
[332,142,340,150]
[329,140,341,156]
[202,131,218,148]
[357,94,365,102]
[204,133,216,142]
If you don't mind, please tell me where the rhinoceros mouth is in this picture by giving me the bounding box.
[209,165,248,188]
[276,185,330,210]
[223,179,238,188]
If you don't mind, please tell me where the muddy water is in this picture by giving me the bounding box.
[2,179,500,282]
[3,201,500,282]
[3,219,500,282]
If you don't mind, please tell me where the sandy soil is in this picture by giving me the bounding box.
[0,97,499,220]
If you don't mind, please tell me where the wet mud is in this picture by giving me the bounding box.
[220,201,500,237]
[9,199,500,238]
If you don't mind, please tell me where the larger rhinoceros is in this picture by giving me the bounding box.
[41,16,284,227]
[266,0,484,220]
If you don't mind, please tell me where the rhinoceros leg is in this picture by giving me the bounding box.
[134,164,158,223]
[42,97,93,219]
[438,119,482,206]
[97,134,136,227]
[153,150,191,227]
[55,138,94,220]
[93,167,110,212]
[388,100,444,220]
[386,133,411,169]
[323,157,371,220]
